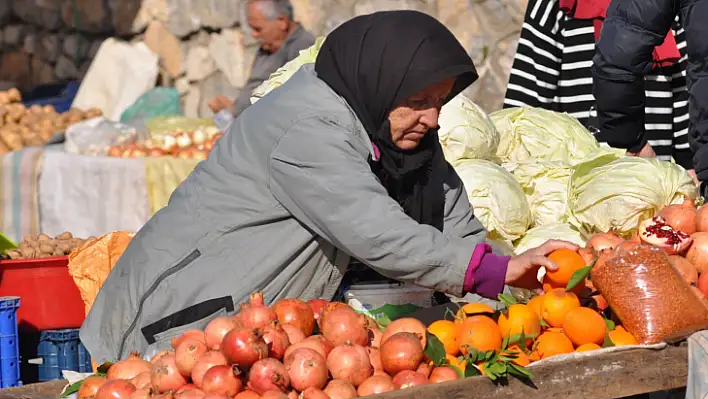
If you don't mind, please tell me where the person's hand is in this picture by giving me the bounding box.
[505,240,580,292]
[626,143,656,158]
[208,96,235,114]
[688,169,700,186]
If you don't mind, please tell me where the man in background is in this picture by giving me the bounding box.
[209,0,315,117]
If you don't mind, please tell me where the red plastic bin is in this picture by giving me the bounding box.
[0,256,86,331]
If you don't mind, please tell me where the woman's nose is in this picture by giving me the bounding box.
[419,107,440,129]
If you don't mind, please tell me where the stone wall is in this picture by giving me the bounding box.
[0,0,526,115]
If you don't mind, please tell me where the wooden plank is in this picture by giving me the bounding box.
[0,380,66,399]
[372,346,688,399]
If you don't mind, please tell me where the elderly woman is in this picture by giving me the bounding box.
[81,11,576,362]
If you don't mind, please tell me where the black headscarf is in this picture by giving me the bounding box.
[315,11,478,231]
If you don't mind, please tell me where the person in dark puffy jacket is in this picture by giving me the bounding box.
[592,0,706,190]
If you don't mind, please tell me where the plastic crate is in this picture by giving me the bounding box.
[37,329,82,382]
[0,297,20,388]
[0,257,86,331]
[21,81,80,114]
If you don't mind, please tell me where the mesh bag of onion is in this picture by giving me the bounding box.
[591,244,708,344]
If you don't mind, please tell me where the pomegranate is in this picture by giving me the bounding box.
[356,375,395,396]
[699,273,708,298]
[429,366,459,383]
[107,353,151,380]
[300,388,330,399]
[176,338,209,377]
[287,391,299,399]
[234,391,261,399]
[248,358,290,394]
[392,370,428,389]
[668,255,699,284]
[263,321,291,360]
[306,299,329,323]
[221,327,269,367]
[687,232,708,273]
[202,365,243,397]
[320,307,369,346]
[326,343,372,387]
[205,317,238,350]
[282,325,306,344]
[236,292,278,329]
[381,318,427,348]
[284,335,334,360]
[95,379,137,399]
[368,327,383,349]
[172,330,207,349]
[660,204,698,235]
[176,384,199,393]
[367,346,383,372]
[261,392,289,399]
[191,351,228,389]
[284,348,328,391]
[691,285,708,308]
[638,216,692,255]
[323,380,357,399]
[78,375,107,399]
[130,389,152,399]
[151,353,188,393]
[152,392,175,399]
[318,302,350,328]
[174,388,205,399]
[697,207,708,232]
[273,298,316,337]
[202,395,229,399]
[130,372,151,390]
[586,232,624,252]
[416,362,433,378]
[380,332,424,376]
[578,248,595,266]
[151,350,173,364]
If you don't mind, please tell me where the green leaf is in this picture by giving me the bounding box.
[604,317,616,331]
[424,332,447,366]
[540,318,550,328]
[508,363,534,379]
[484,350,495,361]
[603,334,615,348]
[465,361,482,378]
[498,293,518,307]
[448,365,465,378]
[566,266,593,291]
[60,380,83,398]
[97,362,113,374]
[501,333,510,350]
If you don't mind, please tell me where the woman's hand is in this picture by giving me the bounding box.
[504,240,580,291]
[626,143,656,158]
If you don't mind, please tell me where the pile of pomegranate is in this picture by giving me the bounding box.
[79,293,457,399]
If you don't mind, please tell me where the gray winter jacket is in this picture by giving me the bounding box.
[80,64,488,363]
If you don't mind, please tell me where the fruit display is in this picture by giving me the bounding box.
[2,232,93,260]
[106,129,224,160]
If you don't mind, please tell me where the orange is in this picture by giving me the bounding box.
[575,343,602,352]
[546,248,586,287]
[445,354,466,372]
[527,295,545,318]
[457,315,502,354]
[545,327,564,334]
[428,320,460,356]
[503,345,530,367]
[528,350,540,362]
[562,307,607,346]
[497,304,541,347]
[455,302,494,323]
[608,326,638,346]
[474,362,486,376]
[543,279,586,296]
[534,331,574,359]
[540,288,581,327]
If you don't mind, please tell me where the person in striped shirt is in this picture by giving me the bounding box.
[503,0,695,179]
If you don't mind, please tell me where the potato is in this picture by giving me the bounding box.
[1,131,23,151]
[86,107,102,118]
[37,234,51,242]
[19,247,37,259]
[56,231,73,240]
[39,243,55,255]
[42,105,55,113]
[29,105,42,114]
[52,249,64,257]
[6,249,21,259]
[7,88,21,102]
[56,242,71,254]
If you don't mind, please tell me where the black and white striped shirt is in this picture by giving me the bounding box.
[503,0,693,169]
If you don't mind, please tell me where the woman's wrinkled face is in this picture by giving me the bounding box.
[387,77,455,150]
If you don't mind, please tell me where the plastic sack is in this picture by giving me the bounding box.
[438,94,500,165]
[119,87,181,124]
[592,244,708,344]
[513,223,586,255]
[64,117,138,156]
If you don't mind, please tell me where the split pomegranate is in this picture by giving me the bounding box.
[380,332,424,376]
[221,327,269,367]
[282,325,306,345]
[300,387,331,399]
[356,375,395,396]
[273,298,317,337]
[638,216,692,255]
[380,318,427,349]
[367,346,383,372]
[176,338,209,377]
[130,372,151,390]
[668,255,699,284]
[687,232,708,273]
[284,335,334,360]
[323,380,358,399]
[107,353,151,380]
[95,379,137,399]
[151,353,189,393]
[306,299,329,323]
[204,317,238,350]
[248,358,290,394]
[263,321,291,360]
[151,350,173,364]
[585,232,624,252]
[660,204,698,235]
[429,366,459,384]
[172,330,207,349]
[318,302,350,328]
[392,370,429,389]
[78,375,107,399]
[237,292,278,330]
[233,391,261,399]
[191,351,228,388]
[284,348,328,391]
[129,389,151,399]
[320,307,369,346]
[261,392,289,399]
[697,207,708,233]
[202,365,243,397]
[368,326,383,349]
[326,343,372,387]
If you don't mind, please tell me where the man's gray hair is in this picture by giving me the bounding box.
[250,0,294,20]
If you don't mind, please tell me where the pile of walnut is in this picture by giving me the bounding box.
[0,88,102,155]
[5,232,94,260]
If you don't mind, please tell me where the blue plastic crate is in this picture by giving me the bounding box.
[0,296,20,388]
[21,81,80,114]
[37,329,83,382]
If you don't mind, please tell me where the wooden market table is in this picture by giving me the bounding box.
[0,346,688,399]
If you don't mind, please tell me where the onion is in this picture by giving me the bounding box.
[130,372,151,390]
[191,351,228,389]
[151,353,188,393]
[263,321,291,360]
[273,299,316,337]
[151,350,173,364]
[687,232,708,273]
[234,391,261,399]
[247,358,290,394]
[237,292,278,329]
[221,327,269,367]
[205,317,238,350]
[660,204,698,235]
[282,325,306,344]
[172,330,207,349]
[320,307,369,346]
[284,335,334,360]
[261,392,289,399]
[130,389,151,399]
[300,388,330,399]
[697,207,708,233]
[381,318,427,348]
[78,375,107,399]
[668,255,699,284]
[586,232,624,252]
[306,299,329,323]
[176,338,209,378]
[108,353,152,380]
[202,365,243,397]
[392,370,428,389]
[429,366,459,383]
[356,375,395,396]
[380,332,424,376]
[367,347,383,372]
[96,379,137,399]
[323,380,357,399]
[326,343,372,387]
[284,348,328,391]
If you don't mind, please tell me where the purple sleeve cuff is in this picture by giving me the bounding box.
[463,243,510,300]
